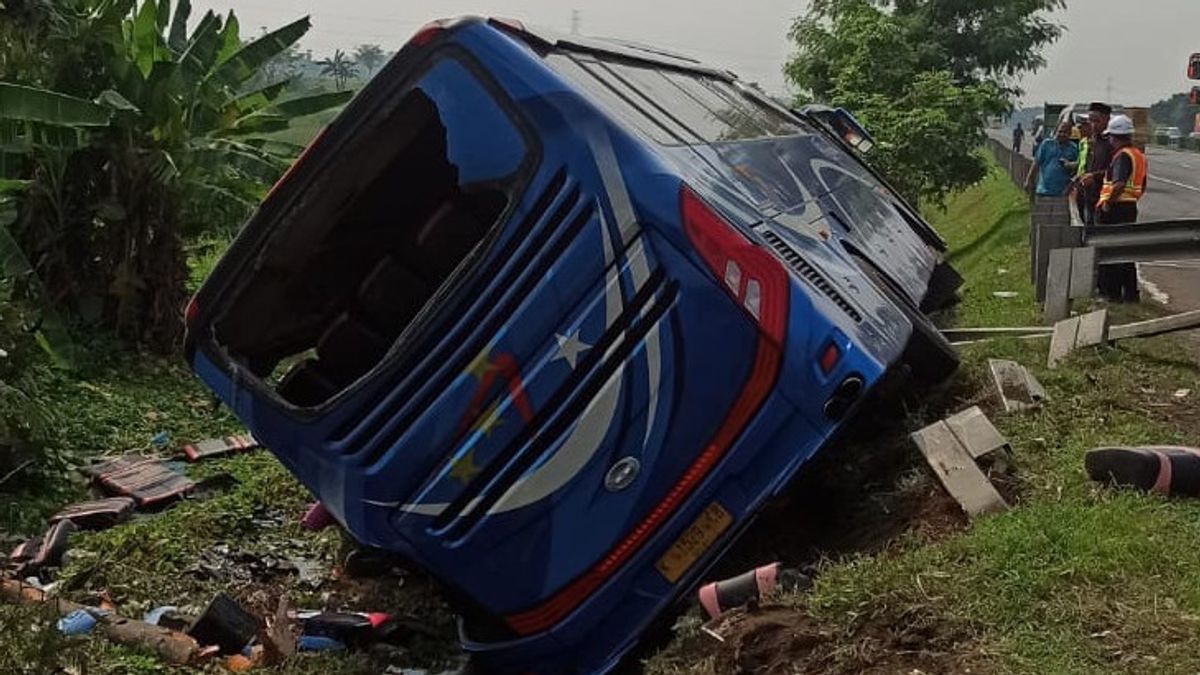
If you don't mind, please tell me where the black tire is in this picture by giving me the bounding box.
[855,257,959,384]
[919,260,964,313]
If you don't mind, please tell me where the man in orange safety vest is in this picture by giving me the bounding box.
[1095,114,1148,302]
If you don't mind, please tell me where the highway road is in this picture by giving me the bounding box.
[991,129,1200,315]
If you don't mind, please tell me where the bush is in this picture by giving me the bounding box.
[0,281,55,491]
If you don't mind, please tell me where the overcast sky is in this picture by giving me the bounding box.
[192,1,1199,106]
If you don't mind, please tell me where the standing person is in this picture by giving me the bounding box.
[1076,102,1114,224]
[1095,114,1148,303]
[1012,123,1025,154]
[1024,121,1079,198]
[1066,115,1093,223]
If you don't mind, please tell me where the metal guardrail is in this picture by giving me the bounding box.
[1082,219,1200,264]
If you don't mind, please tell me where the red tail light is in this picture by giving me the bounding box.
[184,295,200,326]
[409,20,449,47]
[819,342,840,374]
[680,187,787,344]
[504,186,788,636]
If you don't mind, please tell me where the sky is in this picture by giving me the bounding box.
[191,1,1200,106]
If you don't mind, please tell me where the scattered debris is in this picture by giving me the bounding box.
[48,497,136,531]
[697,563,811,620]
[261,596,296,666]
[1047,309,1200,367]
[57,607,107,636]
[943,326,1053,346]
[1048,310,1109,367]
[188,593,261,656]
[988,359,1047,412]
[1108,309,1200,342]
[188,540,323,587]
[1,578,214,664]
[182,434,259,462]
[226,653,256,672]
[298,634,347,651]
[9,519,76,575]
[144,605,186,629]
[342,547,401,579]
[1175,389,1192,399]
[1085,446,1200,497]
[301,502,336,531]
[911,408,1011,518]
[83,455,196,507]
[992,291,1019,299]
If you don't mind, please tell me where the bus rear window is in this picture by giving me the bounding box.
[214,56,531,408]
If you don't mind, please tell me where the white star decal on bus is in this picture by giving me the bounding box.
[553,330,592,370]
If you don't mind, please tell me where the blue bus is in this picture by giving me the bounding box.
[186,17,960,673]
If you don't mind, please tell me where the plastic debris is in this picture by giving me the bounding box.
[9,519,76,574]
[151,430,170,448]
[83,455,195,507]
[49,497,136,531]
[226,653,255,672]
[57,608,109,636]
[697,563,812,620]
[143,605,179,626]
[297,634,346,652]
[300,502,336,531]
[188,593,261,655]
[183,434,259,462]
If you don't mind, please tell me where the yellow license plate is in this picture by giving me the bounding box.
[655,502,733,583]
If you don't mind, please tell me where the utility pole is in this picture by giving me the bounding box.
[571,9,581,35]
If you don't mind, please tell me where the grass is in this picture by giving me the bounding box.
[0,298,457,672]
[646,167,1200,674]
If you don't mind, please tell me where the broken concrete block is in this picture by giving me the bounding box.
[911,420,1008,518]
[988,359,1046,412]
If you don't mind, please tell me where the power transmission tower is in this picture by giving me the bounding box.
[571,9,581,35]
[1106,76,1112,103]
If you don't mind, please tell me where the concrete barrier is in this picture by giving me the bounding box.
[984,138,1072,302]
[986,138,1033,189]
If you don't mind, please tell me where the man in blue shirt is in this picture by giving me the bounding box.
[1025,122,1079,197]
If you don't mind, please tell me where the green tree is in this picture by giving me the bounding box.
[353,43,386,77]
[319,49,358,90]
[787,0,1064,206]
[0,0,353,347]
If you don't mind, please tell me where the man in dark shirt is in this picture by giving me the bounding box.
[1012,123,1025,154]
[1076,102,1113,224]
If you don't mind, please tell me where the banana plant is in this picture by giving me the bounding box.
[0,0,354,347]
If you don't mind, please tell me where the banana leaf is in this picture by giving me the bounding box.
[0,84,111,127]
[178,11,222,82]
[167,0,191,53]
[269,90,353,118]
[157,0,171,33]
[132,0,160,79]
[229,79,291,114]
[209,17,310,91]
[214,11,241,68]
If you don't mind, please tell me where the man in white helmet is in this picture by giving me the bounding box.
[1095,114,1148,302]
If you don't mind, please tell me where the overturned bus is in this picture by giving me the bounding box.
[186,17,961,673]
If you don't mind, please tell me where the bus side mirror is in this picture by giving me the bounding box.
[797,105,876,153]
[1189,53,1200,80]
